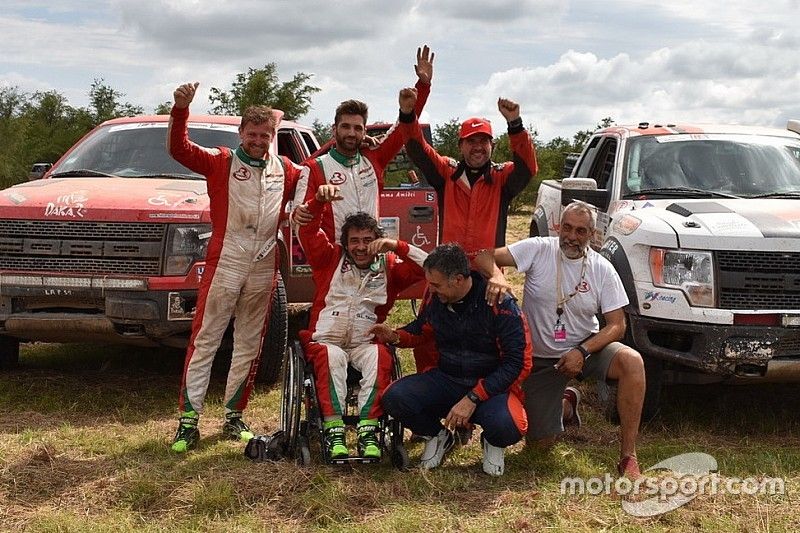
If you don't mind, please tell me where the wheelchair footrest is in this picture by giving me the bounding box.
[327,456,381,465]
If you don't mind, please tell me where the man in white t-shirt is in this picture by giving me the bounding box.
[475,200,646,478]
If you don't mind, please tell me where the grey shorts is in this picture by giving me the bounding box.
[523,341,626,440]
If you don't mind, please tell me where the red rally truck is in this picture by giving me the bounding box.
[0,114,438,383]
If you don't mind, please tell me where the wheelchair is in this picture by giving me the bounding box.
[279,340,410,469]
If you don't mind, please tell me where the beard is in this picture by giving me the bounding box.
[335,132,360,155]
[560,239,587,259]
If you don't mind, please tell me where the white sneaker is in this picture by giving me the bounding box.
[419,428,455,469]
[482,437,505,476]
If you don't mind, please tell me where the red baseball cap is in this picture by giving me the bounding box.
[459,117,493,140]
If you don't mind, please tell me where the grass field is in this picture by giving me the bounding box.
[1,213,799,531]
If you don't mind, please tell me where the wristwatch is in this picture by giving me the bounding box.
[576,344,591,361]
[466,390,482,404]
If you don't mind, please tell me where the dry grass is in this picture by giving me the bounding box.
[2,213,800,531]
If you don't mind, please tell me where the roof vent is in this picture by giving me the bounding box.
[638,122,649,129]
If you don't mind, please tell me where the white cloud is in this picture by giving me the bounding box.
[2,0,800,141]
[464,25,800,140]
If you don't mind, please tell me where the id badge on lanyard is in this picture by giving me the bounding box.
[553,307,567,342]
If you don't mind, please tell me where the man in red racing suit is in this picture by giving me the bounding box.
[398,85,539,377]
[298,183,427,460]
[167,82,303,452]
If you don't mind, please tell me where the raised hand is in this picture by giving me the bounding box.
[497,98,520,122]
[415,45,435,84]
[399,87,418,115]
[173,82,199,109]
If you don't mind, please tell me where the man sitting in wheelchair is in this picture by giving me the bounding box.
[296,184,427,460]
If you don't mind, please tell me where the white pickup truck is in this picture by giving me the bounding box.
[532,120,800,419]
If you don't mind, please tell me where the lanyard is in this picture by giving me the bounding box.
[555,250,588,318]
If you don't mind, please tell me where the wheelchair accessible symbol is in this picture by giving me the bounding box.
[412,225,430,246]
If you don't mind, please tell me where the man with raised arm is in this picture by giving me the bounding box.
[291,46,435,239]
[394,84,538,376]
[167,82,304,452]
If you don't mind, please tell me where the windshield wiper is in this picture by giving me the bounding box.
[50,169,118,178]
[132,173,204,180]
[749,191,800,199]
[625,187,741,199]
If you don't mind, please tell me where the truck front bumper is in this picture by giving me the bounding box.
[0,288,196,347]
[629,314,800,380]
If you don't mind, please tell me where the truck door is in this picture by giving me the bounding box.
[569,135,618,245]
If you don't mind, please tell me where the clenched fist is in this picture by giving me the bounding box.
[497,98,520,122]
[399,87,418,115]
[174,82,199,109]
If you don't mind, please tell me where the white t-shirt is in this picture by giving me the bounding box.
[508,236,628,359]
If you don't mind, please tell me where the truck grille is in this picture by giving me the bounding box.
[717,251,800,310]
[0,220,165,275]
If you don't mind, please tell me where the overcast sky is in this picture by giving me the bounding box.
[3,0,800,141]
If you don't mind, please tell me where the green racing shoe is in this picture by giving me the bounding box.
[222,411,255,442]
[323,419,349,459]
[357,419,381,459]
[171,411,200,453]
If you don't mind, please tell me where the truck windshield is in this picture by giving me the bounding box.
[623,134,800,198]
[52,122,241,179]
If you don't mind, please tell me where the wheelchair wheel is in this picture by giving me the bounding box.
[386,417,410,470]
[298,421,312,467]
[391,442,410,471]
[279,342,304,458]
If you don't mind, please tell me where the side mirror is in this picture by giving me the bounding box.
[29,163,52,181]
[562,182,611,212]
[787,119,800,135]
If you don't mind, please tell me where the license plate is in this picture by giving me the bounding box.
[781,315,800,327]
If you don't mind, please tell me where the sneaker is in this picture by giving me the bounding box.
[481,436,505,477]
[419,428,455,470]
[357,419,381,459]
[323,419,349,459]
[563,386,582,428]
[171,411,200,453]
[222,412,255,442]
[617,454,641,479]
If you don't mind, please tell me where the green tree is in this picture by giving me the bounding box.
[208,63,320,120]
[154,101,173,115]
[432,118,461,159]
[0,86,27,121]
[0,87,29,188]
[312,118,332,144]
[87,78,143,125]
[572,116,615,152]
[21,90,92,170]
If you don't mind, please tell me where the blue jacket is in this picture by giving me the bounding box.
[398,272,533,400]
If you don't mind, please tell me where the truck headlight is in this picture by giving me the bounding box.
[164,224,211,276]
[649,248,715,307]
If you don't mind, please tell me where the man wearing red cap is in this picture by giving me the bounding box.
[398,89,538,374]
[399,93,537,257]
